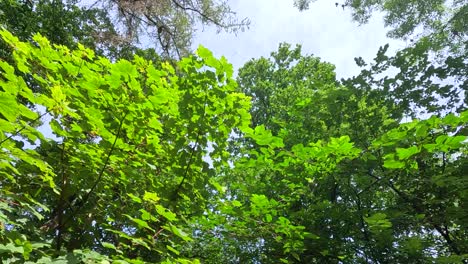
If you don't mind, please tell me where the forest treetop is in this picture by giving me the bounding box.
[293,0,467,55]
[0,0,467,263]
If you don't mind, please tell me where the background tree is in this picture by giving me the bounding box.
[0,0,249,59]
[0,0,123,59]
[293,0,467,55]
[190,42,468,263]
[98,0,250,58]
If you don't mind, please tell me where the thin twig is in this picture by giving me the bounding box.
[170,0,224,27]
[0,111,48,146]
[55,138,67,250]
[58,110,128,229]
[172,94,208,200]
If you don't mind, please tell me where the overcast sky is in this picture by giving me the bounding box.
[192,0,406,78]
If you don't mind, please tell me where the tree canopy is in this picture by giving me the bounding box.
[0,1,467,263]
[0,0,249,59]
[293,0,467,55]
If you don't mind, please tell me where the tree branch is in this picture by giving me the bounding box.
[171,94,208,201]
[367,168,464,257]
[170,0,224,27]
[55,138,67,251]
[0,111,47,146]
[58,110,128,229]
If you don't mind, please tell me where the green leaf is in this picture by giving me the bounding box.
[0,243,24,254]
[102,242,116,250]
[143,191,160,203]
[445,136,466,148]
[163,224,192,242]
[0,94,19,122]
[396,146,419,160]
[140,209,152,221]
[124,214,155,231]
[127,193,142,203]
[0,119,16,133]
[166,245,180,255]
[423,143,437,152]
[383,159,406,169]
[364,212,392,230]
[155,205,177,222]
[231,200,242,207]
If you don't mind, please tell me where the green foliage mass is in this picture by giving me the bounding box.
[0,30,250,263]
[0,17,467,264]
[208,41,467,263]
